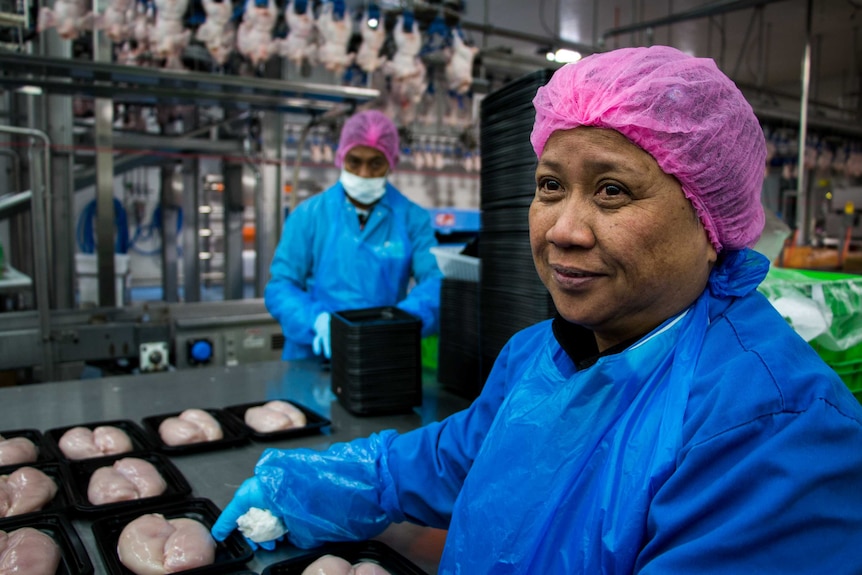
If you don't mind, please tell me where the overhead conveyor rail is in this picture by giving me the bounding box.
[0,52,380,113]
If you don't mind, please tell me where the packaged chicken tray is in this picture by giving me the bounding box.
[91,497,253,575]
[0,428,56,465]
[65,451,193,518]
[222,399,331,442]
[261,540,428,575]
[0,461,72,522]
[141,408,249,455]
[0,512,94,575]
[43,420,157,462]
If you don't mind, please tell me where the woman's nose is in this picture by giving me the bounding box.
[546,199,595,249]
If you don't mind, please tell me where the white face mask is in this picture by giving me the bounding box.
[340,169,387,205]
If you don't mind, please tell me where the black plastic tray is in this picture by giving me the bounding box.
[221,399,331,442]
[0,513,93,574]
[0,428,55,465]
[65,451,193,518]
[43,420,156,462]
[91,498,253,575]
[141,408,249,455]
[0,461,71,520]
[261,540,428,575]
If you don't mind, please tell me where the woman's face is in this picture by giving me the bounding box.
[530,127,717,352]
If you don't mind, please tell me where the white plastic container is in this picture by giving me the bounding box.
[430,246,480,283]
[75,253,130,307]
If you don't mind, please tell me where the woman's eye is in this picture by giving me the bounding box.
[538,178,562,191]
[603,183,625,196]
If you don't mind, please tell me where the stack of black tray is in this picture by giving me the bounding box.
[438,277,482,399]
[479,69,557,381]
[331,306,422,415]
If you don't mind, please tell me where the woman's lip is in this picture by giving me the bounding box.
[551,265,602,289]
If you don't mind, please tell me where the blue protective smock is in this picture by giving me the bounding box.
[254,249,862,573]
[264,181,442,360]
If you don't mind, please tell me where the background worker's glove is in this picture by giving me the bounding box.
[312,312,332,358]
[211,477,286,550]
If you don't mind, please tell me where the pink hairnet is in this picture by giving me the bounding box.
[335,110,399,170]
[531,45,766,252]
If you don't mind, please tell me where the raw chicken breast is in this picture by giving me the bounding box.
[117,513,216,575]
[244,400,307,433]
[354,562,393,575]
[87,457,168,505]
[94,425,134,453]
[158,409,223,446]
[0,467,58,518]
[301,554,353,575]
[58,425,133,460]
[0,435,39,466]
[162,518,217,572]
[301,555,394,575]
[0,527,62,575]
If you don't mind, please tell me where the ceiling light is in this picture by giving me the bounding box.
[15,85,42,96]
[550,49,581,64]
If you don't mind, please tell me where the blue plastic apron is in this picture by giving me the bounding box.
[312,187,413,313]
[440,293,711,574]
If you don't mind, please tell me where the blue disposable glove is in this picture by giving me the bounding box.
[312,312,331,359]
[211,477,286,550]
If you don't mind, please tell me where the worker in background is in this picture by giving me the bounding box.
[265,109,442,361]
[214,46,862,572]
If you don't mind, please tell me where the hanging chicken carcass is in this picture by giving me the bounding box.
[37,0,94,40]
[148,0,192,69]
[354,7,386,74]
[384,15,427,125]
[196,0,235,66]
[278,1,316,67]
[94,0,136,43]
[314,1,354,76]
[117,0,154,66]
[236,0,278,67]
[444,31,478,95]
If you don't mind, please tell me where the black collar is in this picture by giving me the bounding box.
[551,313,641,370]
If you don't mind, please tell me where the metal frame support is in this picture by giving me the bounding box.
[256,111,282,297]
[795,0,813,245]
[182,158,202,302]
[0,125,55,380]
[222,161,245,300]
[160,164,183,302]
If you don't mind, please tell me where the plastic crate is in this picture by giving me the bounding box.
[831,360,862,404]
[759,267,862,404]
[430,246,480,282]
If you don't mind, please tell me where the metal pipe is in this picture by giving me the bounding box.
[795,0,813,246]
[0,148,22,194]
[453,13,594,54]
[601,0,791,41]
[0,190,31,220]
[410,0,596,53]
[0,124,54,380]
[289,120,312,214]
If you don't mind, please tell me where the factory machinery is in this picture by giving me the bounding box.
[3,0,862,385]
[0,0,535,384]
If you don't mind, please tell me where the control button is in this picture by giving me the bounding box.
[189,339,213,364]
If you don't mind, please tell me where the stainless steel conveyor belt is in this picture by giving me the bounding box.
[0,359,473,573]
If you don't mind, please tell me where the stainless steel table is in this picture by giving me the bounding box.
[0,359,473,574]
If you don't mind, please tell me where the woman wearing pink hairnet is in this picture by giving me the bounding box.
[264,109,443,360]
[216,46,862,572]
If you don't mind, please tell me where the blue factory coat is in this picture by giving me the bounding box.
[265,181,442,360]
[255,249,862,573]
